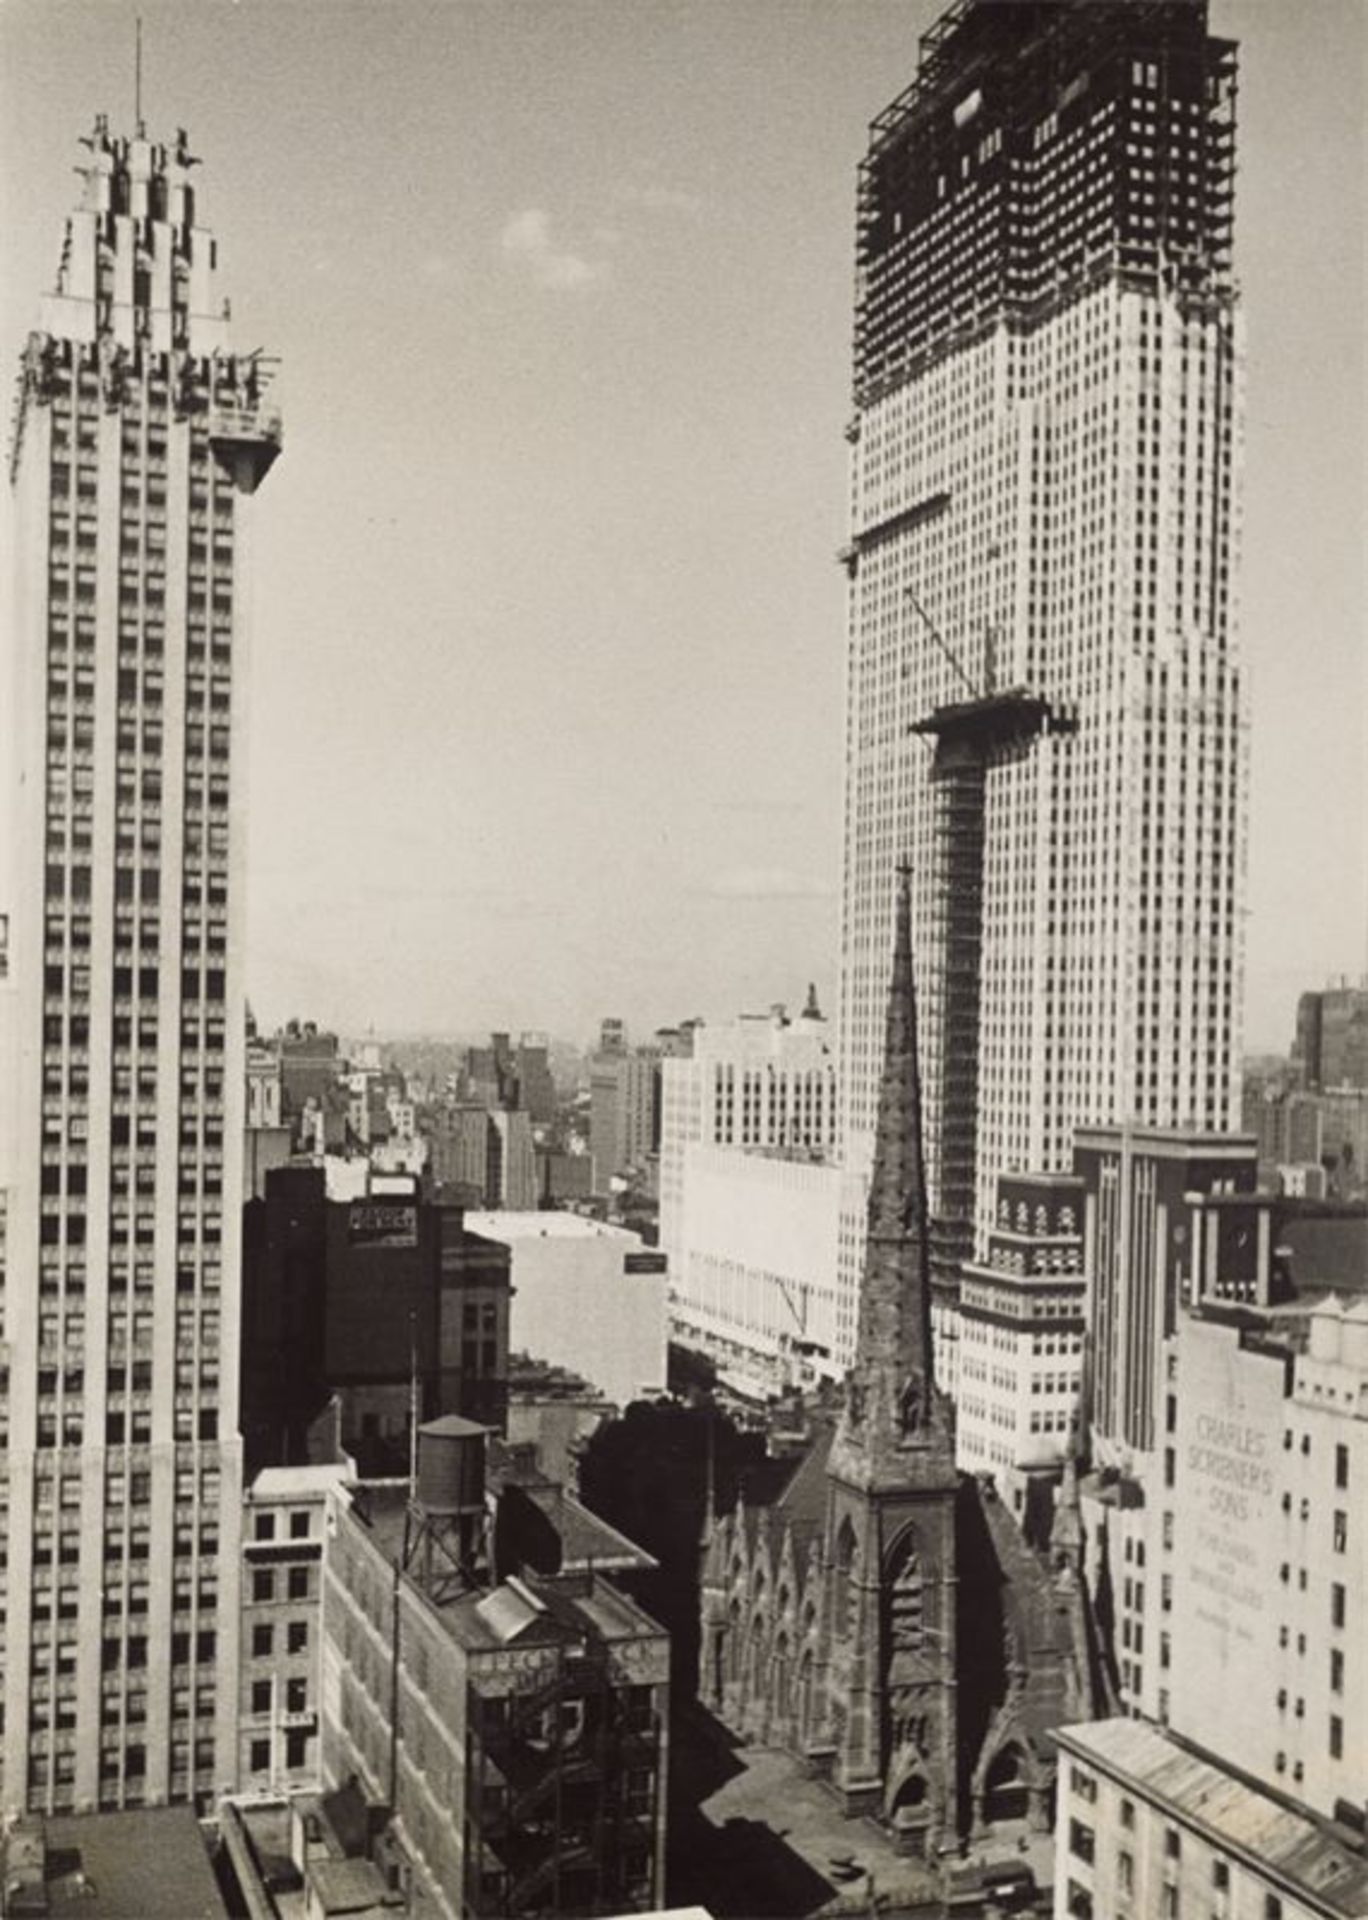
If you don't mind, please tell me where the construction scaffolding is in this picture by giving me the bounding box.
[853,0,1238,404]
[912,691,1075,1299]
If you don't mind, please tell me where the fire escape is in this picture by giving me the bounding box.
[466,1633,660,1918]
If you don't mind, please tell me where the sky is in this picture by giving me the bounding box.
[2,0,1364,1054]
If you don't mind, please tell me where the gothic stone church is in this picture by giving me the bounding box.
[699,870,1104,1858]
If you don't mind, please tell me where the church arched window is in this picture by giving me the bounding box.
[887,1530,925,1653]
[832,1518,857,1641]
[773,1631,792,1722]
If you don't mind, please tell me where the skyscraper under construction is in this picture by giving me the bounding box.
[835,0,1245,1368]
[1,120,280,1813]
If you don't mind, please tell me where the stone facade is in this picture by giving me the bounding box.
[699,869,1104,1857]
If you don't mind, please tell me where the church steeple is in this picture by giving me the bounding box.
[829,862,946,1486]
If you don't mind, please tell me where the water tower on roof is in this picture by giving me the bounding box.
[403,1415,490,1602]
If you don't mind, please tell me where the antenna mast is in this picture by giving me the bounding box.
[135,17,145,136]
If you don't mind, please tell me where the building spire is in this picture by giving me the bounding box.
[829,863,944,1485]
[867,862,929,1253]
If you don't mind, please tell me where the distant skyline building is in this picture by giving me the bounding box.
[1294,980,1368,1091]
[589,1043,661,1191]
[1,119,280,1812]
[834,0,1247,1367]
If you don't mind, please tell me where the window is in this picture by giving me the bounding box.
[1118,1850,1134,1895]
[285,1727,309,1769]
[287,1566,309,1601]
[1265,1900,1282,1920]
[287,1621,308,1655]
[1213,1860,1229,1890]
[250,1738,269,1774]
[252,1624,273,1658]
[1165,1828,1181,1860]
[1119,1798,1135,1830]
[1162,1891,1179,1919]
[1330,1715,1344,1760]
[1070,1765,1098,1804]
[1069,1819,1095,1865]
[1332,1583,1346,1629]
[1065,1883,1093,1920]
[1333,1510,1348,1553]
[253,1512,275,1541]
[289,1510,310,1539]
[252,1568,275,1604]
[251,1680,271,1714]
[1335,1443,1349,1490]
[285,1677,307,1713]
[1331,1649,1344,1695]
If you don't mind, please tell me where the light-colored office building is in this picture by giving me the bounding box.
[1169,1299,1367,1823]
[238,1461,354,1797]
[833,0,1247,1365]
[956,1170,1085,1510]
[659,995,839,1393]
[658,994,836,1249]
[1,120,279,1813]
[464,1211,668,1411]
[1073,1137,1273,1725]
[1054,1718,1368,1920]
[668,1144,843,1400]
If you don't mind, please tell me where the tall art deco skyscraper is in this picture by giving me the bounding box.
[835,0,1245,1361]
[0,120,279,1814]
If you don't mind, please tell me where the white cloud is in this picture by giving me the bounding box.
[500,208,604,290]
[702,866,833,902]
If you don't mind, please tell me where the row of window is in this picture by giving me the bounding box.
[249,1566,313,1605]
[250,1619,309,1659]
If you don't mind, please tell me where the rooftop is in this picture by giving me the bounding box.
[222,1786,400,1920]
[1059,1719,1368,1916]
[249,1461,356,1500]
[5,1807,229,1919]
[344,1479,664,1656]
[1073,1125,1260,1159]
[507,1470,660,1574]
[464,1209,643,1244]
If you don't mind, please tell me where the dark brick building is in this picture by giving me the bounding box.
[240,1167,510,1475]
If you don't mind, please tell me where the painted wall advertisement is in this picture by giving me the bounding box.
[1170,1316,1286,1750]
